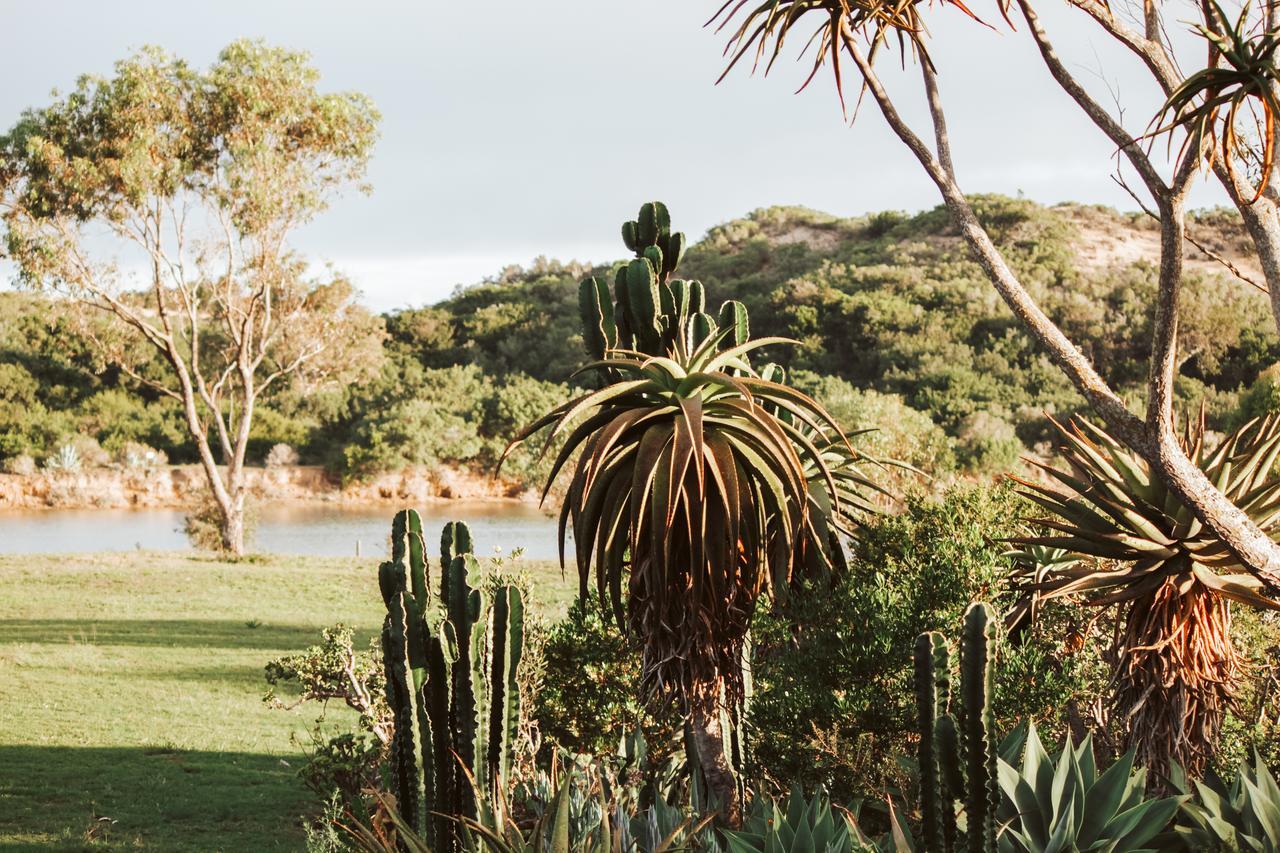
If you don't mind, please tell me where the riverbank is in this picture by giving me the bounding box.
[0,463,535,510]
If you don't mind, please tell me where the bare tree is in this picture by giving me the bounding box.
[0,41,385,555]
[709,0,1280,587]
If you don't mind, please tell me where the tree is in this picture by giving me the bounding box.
[0,41,384,554]
[707,3,1280,601]
[506,202,886,822]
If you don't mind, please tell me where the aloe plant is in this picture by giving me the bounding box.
[1011,413,1280,775]
[1151,0,1280,201]
[506,201,887,823]
[1170,752,1280,851]
[996,724,1182,853]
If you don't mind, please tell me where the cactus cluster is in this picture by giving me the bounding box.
[915,602,999,853]
[578,201,749,361]
[378,510,525,852]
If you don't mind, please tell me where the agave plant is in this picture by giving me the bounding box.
[723,785,914,853]
[1170,751,1280,851]
[996,724,1182,853]
[505,203,884,822]
[1011,412,1280,775]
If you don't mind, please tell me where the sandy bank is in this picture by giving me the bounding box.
[0,464,535,510]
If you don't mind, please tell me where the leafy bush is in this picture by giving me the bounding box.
[790,371,955,474]
[534,598,680,761]
[264,625,390,818]
[1,453,36,475]
[748,483,1105,803]
[183,494,259,552]
[264,442,300,467]
[75,388,187,457]
[955,411,1023,473]
[114,441,167,470]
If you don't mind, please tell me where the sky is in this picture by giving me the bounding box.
[0,0,1236,312]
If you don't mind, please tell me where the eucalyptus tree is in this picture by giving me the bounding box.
[0,41,384,554]
[706,3,1280,601]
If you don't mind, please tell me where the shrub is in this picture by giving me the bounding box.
[246,406,314,463]
[954,410,1022,473]
[264,625,390,816]
[264,442,300,468]
[114,441,167,470]
[535,598,680,761]
[75,388,188,458]
[790,370,956,475]
[1,453,36,475]
[747,483,1105,803]
[183,494,259,553]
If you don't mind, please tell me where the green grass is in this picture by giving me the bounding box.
[0,551,574,851]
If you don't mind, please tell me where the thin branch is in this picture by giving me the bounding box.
[1019,0,1169,201]
[1113,172,1269,294]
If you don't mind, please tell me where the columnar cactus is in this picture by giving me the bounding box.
[379,511,525,851]
[915,631,950,853]
[577,201,748,361]
[961,603,997,853]
[914,602,999,853]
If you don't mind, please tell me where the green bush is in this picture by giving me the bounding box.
[747,483,1105,803]
[183,495,260,553]
[791,370,956,474]
[534,598,680,761]
[955,410,1023,473]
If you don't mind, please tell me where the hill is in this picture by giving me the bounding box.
[3,195,1277,486]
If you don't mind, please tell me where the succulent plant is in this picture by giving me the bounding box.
[507,201,889,822]
[378,511,525,851]
[1169,751,1280,851]
[578,201,743,365]
[1011,412,1280,775]
[723,784,912,853]
[915,603,1002,853]
[996,724,1182,853]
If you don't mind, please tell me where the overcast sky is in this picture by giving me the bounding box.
[0,0,1234,312]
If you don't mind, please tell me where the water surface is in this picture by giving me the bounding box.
[0,502,566,559]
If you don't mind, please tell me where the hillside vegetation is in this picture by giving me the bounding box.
[3,195,1276,485]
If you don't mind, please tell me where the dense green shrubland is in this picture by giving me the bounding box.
[5,197,1277,487]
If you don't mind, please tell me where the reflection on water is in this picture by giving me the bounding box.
[0,502,567,559]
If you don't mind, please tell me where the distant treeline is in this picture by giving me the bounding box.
[3,195,1277,485]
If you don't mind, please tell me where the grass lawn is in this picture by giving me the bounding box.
[0,550,574,851]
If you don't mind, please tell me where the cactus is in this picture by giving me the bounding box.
[915,632,949,853]
[379,510,525,851]
[573,201,754,363]
[961,602,997,853]
[913,602,999,853]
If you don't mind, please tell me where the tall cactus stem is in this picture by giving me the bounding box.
[916,632,950,853]
[961,602,998,853]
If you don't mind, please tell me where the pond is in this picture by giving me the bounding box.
[0,501,568,559]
